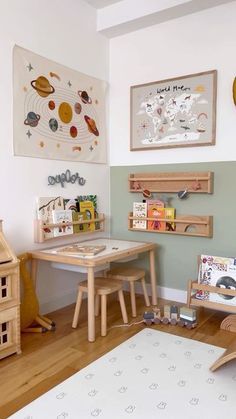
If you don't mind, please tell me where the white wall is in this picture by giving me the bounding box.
[0,0,110,312]
[109,1,236,166]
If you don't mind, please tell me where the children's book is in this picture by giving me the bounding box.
[165,207,176,231]
[77,195,99,229]
[64,198,78,212]
[36,196,63,239]
[147,205,166,231]
[133,202,147,229]
[79,201,95,232]
[197,254,236,306]
[72,211,87,233]
[52,209,73,237]
[146,199,165,209]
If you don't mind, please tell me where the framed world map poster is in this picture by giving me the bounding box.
[13,45,107,163]
[130,70,217,151]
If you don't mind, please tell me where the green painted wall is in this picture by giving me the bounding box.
[110,161,236,292]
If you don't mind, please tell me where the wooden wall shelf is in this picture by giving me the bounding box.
[129,171,213,194]
[34,213,105,243]
[128,213,213,237]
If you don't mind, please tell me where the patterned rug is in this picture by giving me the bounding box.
[10,329,236,419]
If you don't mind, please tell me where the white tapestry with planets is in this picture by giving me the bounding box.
[13,45,107,163]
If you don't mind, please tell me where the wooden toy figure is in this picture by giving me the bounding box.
[143,308,161,325]
[170,305,179,325]
[163,305,171,324]
[179,307,197,329]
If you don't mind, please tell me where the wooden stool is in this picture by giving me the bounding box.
[72,277,128,336]
[106,267,150,317]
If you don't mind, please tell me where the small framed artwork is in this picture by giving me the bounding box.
[130,70,217,151]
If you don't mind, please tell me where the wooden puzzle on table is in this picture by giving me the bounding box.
[56,244,106,256]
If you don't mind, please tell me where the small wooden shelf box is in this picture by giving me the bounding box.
[0,220,21,359]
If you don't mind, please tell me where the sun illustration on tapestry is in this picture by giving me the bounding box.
[13,45,107,163]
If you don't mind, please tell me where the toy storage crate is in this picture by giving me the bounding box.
[0,306,21,360]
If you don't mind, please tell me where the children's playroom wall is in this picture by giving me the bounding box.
[0,0,110,313]
[1,1,236,313]
[109,2,236,300]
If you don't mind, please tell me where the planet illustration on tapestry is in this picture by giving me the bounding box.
[13,45,107,163]
[78,90,92,104]
[24,111,40,127]
[84,115,99,136]
[49,118,58,132]
[58,102,73,124]
[31,76,55,97]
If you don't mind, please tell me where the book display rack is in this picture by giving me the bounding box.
[128,213,212,237]
[34,213,105,243]
[128,171,214,238]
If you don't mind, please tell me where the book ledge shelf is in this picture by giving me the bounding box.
[129,171,213,194]
[128,213,213,238]
[34,213,105,243]
[187,280,236,333]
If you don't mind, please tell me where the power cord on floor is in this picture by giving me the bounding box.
[108,318,144,330]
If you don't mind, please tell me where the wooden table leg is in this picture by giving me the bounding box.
[149,249,157,306]
[87,267,95,342]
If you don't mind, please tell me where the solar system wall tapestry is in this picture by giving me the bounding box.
[130,70,217,151]
[13,45,107,163]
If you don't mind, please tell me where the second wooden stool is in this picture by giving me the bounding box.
[106,267,151,317]
[72,277,128,336]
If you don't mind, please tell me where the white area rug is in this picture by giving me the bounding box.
[10,329,236,419]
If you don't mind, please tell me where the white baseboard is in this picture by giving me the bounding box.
[40,291,76,315]
[123,281,187,304]
[41,282,187,314]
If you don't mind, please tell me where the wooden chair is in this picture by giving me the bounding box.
[106,267,150,317]
[72,277,128,336]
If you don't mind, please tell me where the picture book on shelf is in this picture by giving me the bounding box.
[196,254,236,306]
[36,196,63,239]
[147,205,166,231]
[64,198,78,212]
[52,209,73,237]
[132,202,147,229]
[165,207,176,231]
[77,195,100,230]
[72,211,87,233]
[146,199,165,209]
[77,195,97,210]
[79,201,95,231]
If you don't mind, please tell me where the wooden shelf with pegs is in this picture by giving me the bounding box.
[128,213,213,238]
[34,213,105,243]
[129,171,213,194]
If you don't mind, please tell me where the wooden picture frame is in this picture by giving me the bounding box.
[130,70,217,151]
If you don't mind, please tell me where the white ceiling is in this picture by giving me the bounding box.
[84,0,121,8]
[84,0,235,37]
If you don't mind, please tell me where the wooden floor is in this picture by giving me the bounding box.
[0,294,235,418]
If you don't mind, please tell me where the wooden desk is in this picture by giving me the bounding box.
[30,238,157,342]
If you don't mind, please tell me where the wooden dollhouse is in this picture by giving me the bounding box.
[0,220,21,359]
